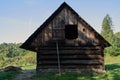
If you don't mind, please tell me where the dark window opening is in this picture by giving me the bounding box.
[65,25,78,39]
[83,28,86,32]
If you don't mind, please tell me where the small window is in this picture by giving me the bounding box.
[83,28,86,32]
[65,25,78,39]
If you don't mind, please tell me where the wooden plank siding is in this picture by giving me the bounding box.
[36,46,104,71]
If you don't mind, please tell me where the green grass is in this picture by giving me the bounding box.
[105,54,120,64]
[31,55,120,80]
[0,71,18,80]
[21,65,36,70]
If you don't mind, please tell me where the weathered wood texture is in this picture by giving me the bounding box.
[36,46,105,72]
[30,7,103,52]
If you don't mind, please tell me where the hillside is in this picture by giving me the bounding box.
[0,43,36,68]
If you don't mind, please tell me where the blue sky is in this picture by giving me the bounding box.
[0,0,120,43]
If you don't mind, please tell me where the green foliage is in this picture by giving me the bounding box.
[0,43,36,68]
[0,71,17,80]
[104,35,120,56]
[6,43,27,58]
[101,14,113,39]
[115,32,120,39]
[101,14,120,56]
[105,47,120,56]
[21,52,36,66]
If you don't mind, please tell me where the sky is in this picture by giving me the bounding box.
[0,0,120,43]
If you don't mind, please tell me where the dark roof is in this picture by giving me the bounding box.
[20,2,111,51]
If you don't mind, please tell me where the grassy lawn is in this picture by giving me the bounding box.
[21,65,36,70]
[0,71,18,80]
[105,55,120,64]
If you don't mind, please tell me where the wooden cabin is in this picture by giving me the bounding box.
[20,2,110,73]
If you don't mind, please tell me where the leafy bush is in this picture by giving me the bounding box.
[21,52,36,65]
[105,47,120,56]
[0,43,36,68]
[105,36,120,56]
[6,44,27,58]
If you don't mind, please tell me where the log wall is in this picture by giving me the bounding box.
[36,46,105,73]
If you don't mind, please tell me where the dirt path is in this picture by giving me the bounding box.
[13,69,36,80]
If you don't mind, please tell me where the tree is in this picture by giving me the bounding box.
[101,14,113,39]
[101,14,120,56]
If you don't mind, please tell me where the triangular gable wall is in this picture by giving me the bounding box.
[21,2,110,52]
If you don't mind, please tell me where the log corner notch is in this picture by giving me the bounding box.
[20,2,111,74]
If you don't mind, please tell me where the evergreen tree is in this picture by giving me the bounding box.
[101,14,113,39]
[101,14,120,56]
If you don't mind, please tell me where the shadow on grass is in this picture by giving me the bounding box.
[105,64,120,70]
[0,71,18,80]
[32,73,96,80]
[105,64,120,80]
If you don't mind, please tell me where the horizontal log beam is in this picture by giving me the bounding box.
[38,50,103,55]
[38,55,104,60]
[37,65,103,69]
[38,60,103,65]
[39,46,102,50]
